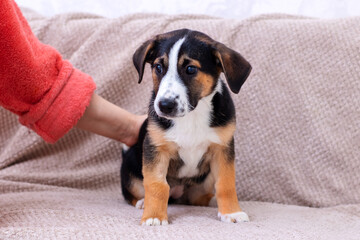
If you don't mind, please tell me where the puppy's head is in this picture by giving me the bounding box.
[133,29,251,119]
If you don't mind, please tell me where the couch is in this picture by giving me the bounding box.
[0,9,359,239]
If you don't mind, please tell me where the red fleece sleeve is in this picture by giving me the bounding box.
[0,0,96,143]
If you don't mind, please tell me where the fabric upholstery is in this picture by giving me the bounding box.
[0,9,359,239]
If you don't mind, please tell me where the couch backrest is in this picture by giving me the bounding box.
[1,10,359,207]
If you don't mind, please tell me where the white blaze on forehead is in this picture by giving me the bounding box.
[154,38,189,116]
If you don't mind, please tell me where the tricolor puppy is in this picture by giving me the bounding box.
[121,29,252,226]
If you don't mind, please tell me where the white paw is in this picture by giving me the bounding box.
[142,218,169,226]
[135,198,145,209]
[218,211,250,223]
[209,196,217,207]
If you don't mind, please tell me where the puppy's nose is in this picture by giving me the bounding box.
[158,98,177,114]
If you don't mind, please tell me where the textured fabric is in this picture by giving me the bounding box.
[0,8,359,239]
[0,0,96,143]
[1,192,359,240]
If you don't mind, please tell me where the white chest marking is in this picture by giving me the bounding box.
[165,81,223,178]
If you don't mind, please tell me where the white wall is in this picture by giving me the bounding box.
[15,0,360,19]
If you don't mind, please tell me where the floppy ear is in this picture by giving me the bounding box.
[132,39,155,84]
[214,43,252,94]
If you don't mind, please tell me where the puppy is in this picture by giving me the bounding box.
[121,29,252,226]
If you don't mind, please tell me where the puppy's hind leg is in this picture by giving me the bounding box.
[120,147,145,208]
[130,177,145,209]
[187,174,216,207]
[121,171,145,208]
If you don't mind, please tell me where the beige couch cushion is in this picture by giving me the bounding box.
[1,191,359,239]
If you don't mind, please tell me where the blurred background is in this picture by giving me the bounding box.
[15,0,360,19]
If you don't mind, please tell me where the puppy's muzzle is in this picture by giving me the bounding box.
[158,97,178,116]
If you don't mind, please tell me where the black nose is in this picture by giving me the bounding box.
[158,98,177,114]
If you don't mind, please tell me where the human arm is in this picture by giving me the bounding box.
[76,94,146,146]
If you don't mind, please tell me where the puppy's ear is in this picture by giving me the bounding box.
[133,39,156,84]
[214,43,252,94]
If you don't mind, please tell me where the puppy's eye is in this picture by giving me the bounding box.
[155,64,163,74]
[186,66,197,75]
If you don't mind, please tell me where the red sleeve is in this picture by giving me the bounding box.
[0,0,96,143]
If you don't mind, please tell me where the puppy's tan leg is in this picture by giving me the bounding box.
[141,172,169,225]
[141,156,170,226]
[141,124,179,226]
[210,142,249,223]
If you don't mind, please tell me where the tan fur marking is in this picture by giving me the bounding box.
[141,156,170,223]
[210,144,242,214]
[129,177,145,200]
[131,198,139,207]
[192,193,214,206]
[215,122,236,145]
[220,51,235,78]
[214,51,225,69]
[147,122,178,152]
[153,55,169,66]
[152,71,160,92]
[190,59,201,68]
[178,55,201,68]
[215,49,236,84]
[147,122,167,146]
[196,71,215,98]
[178,55,186,66]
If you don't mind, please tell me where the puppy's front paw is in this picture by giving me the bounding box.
[218,211,250,223]
[141,218,169,226]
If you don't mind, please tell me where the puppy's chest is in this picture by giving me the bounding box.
[165,111,221,178]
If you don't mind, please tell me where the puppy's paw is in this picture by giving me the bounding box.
[218,211,250,223]
[135,198,145,209]
[141,218,169,226]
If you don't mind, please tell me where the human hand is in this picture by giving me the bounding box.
[76,93,146,146]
